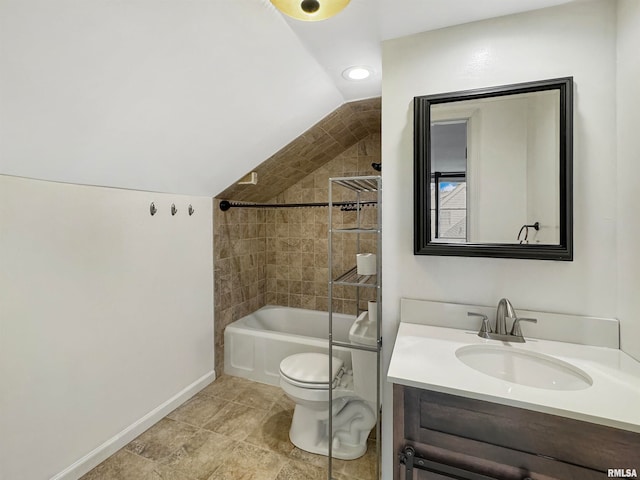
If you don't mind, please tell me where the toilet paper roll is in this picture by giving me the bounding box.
[356,253,376,275]
[368,301,377,324]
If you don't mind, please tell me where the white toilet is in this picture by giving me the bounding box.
[279,312,377,460]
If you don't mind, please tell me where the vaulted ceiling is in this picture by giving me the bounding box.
[0,0,579,196]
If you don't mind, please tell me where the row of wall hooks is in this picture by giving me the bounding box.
[150,202,195,217]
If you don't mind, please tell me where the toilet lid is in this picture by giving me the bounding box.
[280,353,344,388]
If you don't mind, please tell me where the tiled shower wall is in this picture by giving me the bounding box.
[213,201,266,372]
[265,134,380,314]
[214,133,381,374]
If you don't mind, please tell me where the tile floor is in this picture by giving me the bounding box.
[81,375,376,480]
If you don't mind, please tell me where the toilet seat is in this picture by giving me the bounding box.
[279,353,344,389]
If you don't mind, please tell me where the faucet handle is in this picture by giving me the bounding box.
[468,312,491,338]
[508,316,538,337]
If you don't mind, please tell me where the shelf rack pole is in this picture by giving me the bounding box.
[327,179,334,480]
[376,176,382,480]
[356,189,361,316]
[326,175,381,480]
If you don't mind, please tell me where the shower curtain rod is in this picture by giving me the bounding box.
[219,200,378,211]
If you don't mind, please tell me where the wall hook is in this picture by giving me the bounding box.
[150,202,157,216]
[171,204,177,216]
[188,204,195,216]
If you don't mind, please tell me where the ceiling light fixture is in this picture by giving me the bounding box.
[342,66,372,81]
[270,0,350,22]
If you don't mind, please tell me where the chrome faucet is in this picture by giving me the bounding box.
[468,298,537,343]
[495,298,515,335]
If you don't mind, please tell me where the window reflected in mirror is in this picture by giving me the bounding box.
[430,121,468,243]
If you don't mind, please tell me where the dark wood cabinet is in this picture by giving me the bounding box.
[393,384,640,480]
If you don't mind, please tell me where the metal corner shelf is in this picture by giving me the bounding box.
[330,176,380,193]
[331,227,380,234]
[331,340,379,353]
[332,267,378,287]
[327,175,382,480]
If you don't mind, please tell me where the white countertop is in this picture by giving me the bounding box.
[387,322,640,433]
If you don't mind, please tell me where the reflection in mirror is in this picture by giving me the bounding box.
[430,121,468,243]
[414,77,573,260]
[430,90,560,245]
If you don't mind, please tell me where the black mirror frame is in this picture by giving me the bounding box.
[414,77,573,261]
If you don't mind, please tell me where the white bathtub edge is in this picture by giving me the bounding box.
[224,306,355,387]
[225,324,331,348]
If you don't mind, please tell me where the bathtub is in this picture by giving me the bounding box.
[224,305,356,386]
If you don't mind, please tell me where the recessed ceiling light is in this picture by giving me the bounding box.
[342,66,372,81]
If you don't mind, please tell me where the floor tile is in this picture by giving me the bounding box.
[332,473,361,480]
[80,376,377,480]
[200,375,253,401]
[287,443,374,478]
[340,440,377,480]
[274,459,327,480]
[272,392,296,412]
[80,450,160,480]
[168,393,228,427]
[203,401,269,441]
[287,447,329,470]
[159,430,235,480]
[125,418,198,462]
[231,382,282,410]
[153,465,199,480]
[208,442,287,480]
[245,405,295,456]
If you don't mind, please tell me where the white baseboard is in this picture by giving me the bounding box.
[50,370,216,480]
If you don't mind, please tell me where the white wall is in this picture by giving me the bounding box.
[473,98,528,243]
[616,0,640,362]
[0,175,214,480]
[0,0,343,196]
[527,92,560,244]
[381,1,616,477]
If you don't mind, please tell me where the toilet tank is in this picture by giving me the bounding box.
[348,311,378,402]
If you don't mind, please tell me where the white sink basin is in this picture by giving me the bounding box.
[455,345,593,391]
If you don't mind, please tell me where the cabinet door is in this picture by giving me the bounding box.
[393,384,629,480]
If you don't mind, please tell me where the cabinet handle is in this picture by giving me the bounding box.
[400,445,497,480]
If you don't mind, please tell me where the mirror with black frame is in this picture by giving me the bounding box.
[414,77,573,260]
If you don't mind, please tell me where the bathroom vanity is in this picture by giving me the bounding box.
[388,299,640,480]
[393,385,639,479]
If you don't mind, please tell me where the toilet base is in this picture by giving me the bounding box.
[288,401,373,460]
